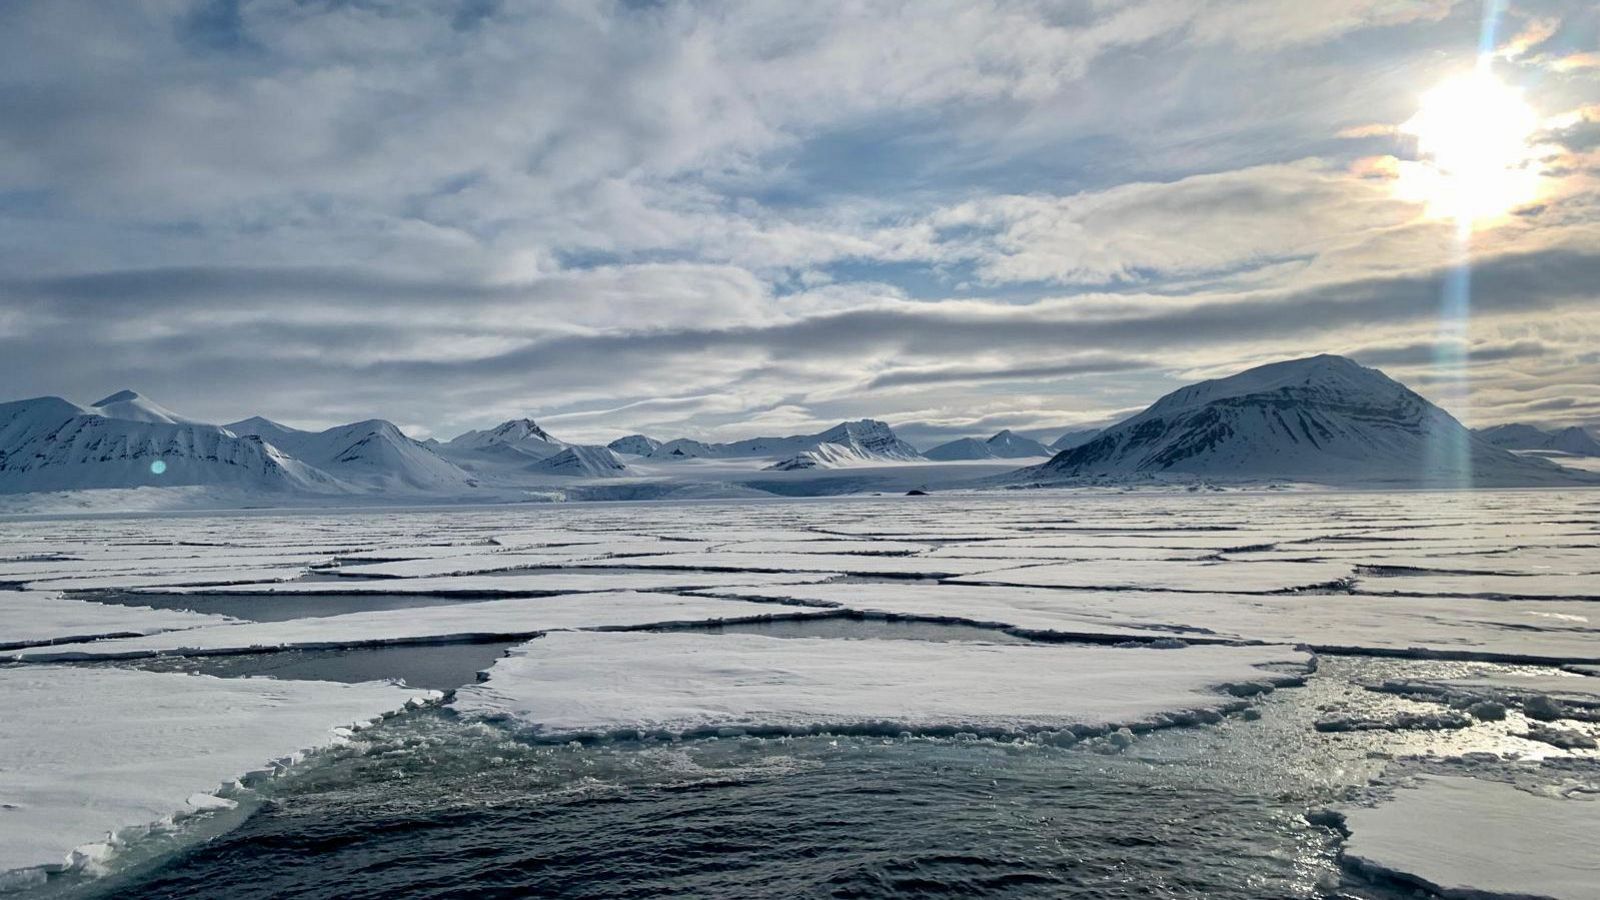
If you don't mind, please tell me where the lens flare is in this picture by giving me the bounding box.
[150,460,167,475]
[1395,70,1542,231]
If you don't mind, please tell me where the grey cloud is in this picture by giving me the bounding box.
[866,357,1152,390]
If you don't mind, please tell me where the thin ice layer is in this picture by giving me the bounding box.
[0,590,233,650]
[454,632,1310,740]
[6,592,833,661]
[0,666,436,880]
[1337,775,1600,900]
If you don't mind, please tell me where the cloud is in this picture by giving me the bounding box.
[1497,16,1560,60]
[865,357,1153,390]
[0,0,1596,440]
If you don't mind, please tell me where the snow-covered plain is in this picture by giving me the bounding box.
[3,487,1600,894]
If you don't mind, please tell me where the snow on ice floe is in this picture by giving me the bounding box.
[1368,672,1600,716]
[147,570,840,596]
[1334,775,1600,900]
[561,551,1010,577]
[690,583,1600,664]
[1355,570,1600,600]
[22,566,311,592]
[452,632,1310,741]
[0,666,437,883]
[328,549,648,579]
[0,590,234,650]
[4,592,835,662]
[950,559,1353,593]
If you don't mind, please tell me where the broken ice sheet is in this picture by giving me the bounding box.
[1334,775,1600,900]
[1355,570,1600,600]
[5,591,836,662]
[562,551,1010,577]
[0,590,233,650]
[453,632,1310,741]
[690,583,1600,664]
[0,666,436,882]
[148,569,841,596]
[950,559,1352,593]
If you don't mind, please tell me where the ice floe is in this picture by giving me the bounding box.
[1334,775,1600,900]
[0,666,436,883]
[950,559,1353,593]
[692,583,1600,664]
[5,592,834,662]
[453,632,1310,741]
[0,590,233,650]
[147,570,840,596]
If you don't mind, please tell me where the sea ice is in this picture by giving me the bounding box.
[950,559,1352,593]
[5,592,835,662]
[149,569,840,596]
[1335,775,1600,900]
[0,590,233,650]
[564,551,1009,577]
[453,632,1310,741]
[0,666,436,881]
[692,582,1600,663]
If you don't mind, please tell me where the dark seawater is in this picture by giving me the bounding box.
[58,656,1510,900]
[80,590,482,622]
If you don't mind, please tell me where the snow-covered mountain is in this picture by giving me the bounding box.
[434,417,632,478]
[443,418,565,460]
[1,396,342,495]
[922,437,992,461]
[766,441,906,470]
[229,417,479,492]
[1050,428,1101,452]
[648,438,725,459]
[607,434,662,456]
[1012,355,1587,487]
[529,445,629,477]
[653,420,922,466]
[985,430,1054,458]
[1475,423,1600,457]
[90,390,195,425]
[925,430,1053,460]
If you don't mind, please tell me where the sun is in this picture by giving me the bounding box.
[1394,69,1543,230]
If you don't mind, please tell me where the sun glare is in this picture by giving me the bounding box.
[1395,70,1543,231]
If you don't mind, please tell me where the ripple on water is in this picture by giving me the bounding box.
[35,657,1581,900]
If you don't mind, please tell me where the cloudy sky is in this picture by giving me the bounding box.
[2,0,1597,447]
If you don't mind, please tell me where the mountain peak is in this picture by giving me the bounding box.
[1023,355,1581,487]
[89,390,194,425]
[92,389,143,406]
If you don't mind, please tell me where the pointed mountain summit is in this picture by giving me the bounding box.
[923,437,993,460]
[984,430,1053,458]
[233,417,477,492]
[1014,355,1586,487]
[809,420,924,461]
[445,418,565,460]
[649,419,923,466]
[926,430,1052,460]
[1,395,341,495]
[607,434,662,456]
[529,445,629,477]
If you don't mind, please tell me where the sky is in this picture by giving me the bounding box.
[1,0,1597,449]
